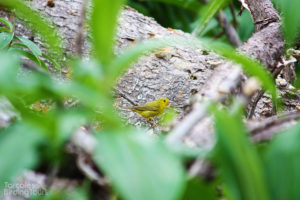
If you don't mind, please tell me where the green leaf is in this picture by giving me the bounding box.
[147,0,202,12]
[211,105,269,200]
[0,123,41,192]
[53,82,109,110]
[0,27,10,32]
[93,131,186,200]
[263,124,300,200]
[0,51,20,90]
[0,0,63,59]
[56,110,88,142]
[272,0,300,47]
[0,32,14,49]
[193,0,231,36]
[8,47,48,71]
[237,10,255,42]
[0,17,14,32]
[182,178,217,200]
[91,0,124,66]
[10,42,27,48]
[16,36,42,57]
[42,53,61,71]
[14,36,48,71]
[159,107,178,126]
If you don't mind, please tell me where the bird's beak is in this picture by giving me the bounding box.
[167,105,171,108]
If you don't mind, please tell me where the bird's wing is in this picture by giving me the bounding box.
[132,103,160,111]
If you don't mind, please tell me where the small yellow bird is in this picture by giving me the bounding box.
[128,98,170,122]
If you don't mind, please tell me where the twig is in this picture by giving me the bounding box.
[214,30,225,39]
[188,158,205,178]
[238,6,245,16]
[75,0,88,56]
[68,127,109,186]
[229,3,238,28]
[217,11,242,47]
[115,89,138,106]
[178,75,259,179]
[188,159,214,181]
[45,164,59,189]
[77,154,109,186]
[249,111,300,134]
[188,111,300,179]
[249,111,300,142]
[247,89,264,119]
[247,59,286,119]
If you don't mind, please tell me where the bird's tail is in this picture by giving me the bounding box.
[122,107,135,111]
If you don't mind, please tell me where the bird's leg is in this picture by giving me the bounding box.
[151,117,159,127]
[147,117,158,127]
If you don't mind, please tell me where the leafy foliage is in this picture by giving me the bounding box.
[193,0,231,36]
[0,17,61,71]
[129,0,254,44]
[182,178,217,200]
[91,0,124,66]
[210,102,269,200]
[0,0,299,200]
[272,0,300,47]
[264,124,300,200]
[94,130,185,200]
[0,0,63,58]
[128,0,200,32]
[0,32,14,49]
[0,123,41,191]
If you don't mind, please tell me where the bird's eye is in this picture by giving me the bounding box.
[163,100,166,102]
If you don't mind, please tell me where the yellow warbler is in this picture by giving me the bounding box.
[128,98,170,122]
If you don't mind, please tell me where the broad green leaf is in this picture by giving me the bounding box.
[182,178,217,200]
[91,0,124,66]
[52,82,110,111]
[0,32,14,49]
[272,0,300,47]
[0,52,20,91]
[0,0,63,59]
[198,18,219,37]
[193,0,231,36]
[263,124,300,200]
[0,17,13,32]
[72,59,104,87]
[0,123,41,192]
[16,36,42,57]
[237,10,255,42]
[56,110,88,142]
[211,105,269,200]
[93,131,186,200]
[9,47,48,71]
